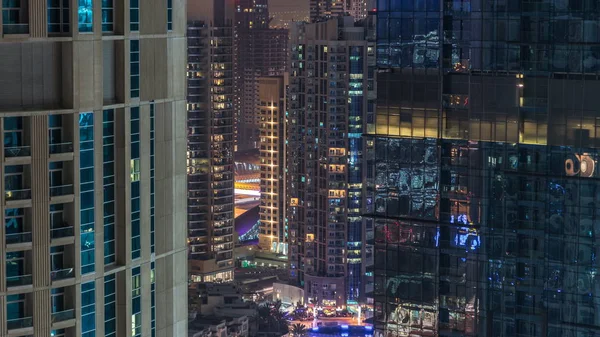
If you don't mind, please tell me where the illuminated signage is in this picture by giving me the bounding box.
[565,153,595,177]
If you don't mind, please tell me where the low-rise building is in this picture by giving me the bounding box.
[189,315,249,337]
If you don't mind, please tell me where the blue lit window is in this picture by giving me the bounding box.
[78,0,93,32]
[130,40,140,98]
[2,0,29,34]
[167,0,172,30]
[4,116,24,150]
[80,112,95,274]
[130,0,139,31]
[48,0,70,33]
[104,274,117,337]
[7,293,26,323]
[81,281,96,337]
[101,0,113,32]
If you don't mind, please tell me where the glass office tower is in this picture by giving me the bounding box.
[0,1,188,336]
[372,1,600,337]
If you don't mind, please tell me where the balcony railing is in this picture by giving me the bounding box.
[49,142,74,154]
[51,309,75,323]
[5,189,32,201]
[50,268,74,281]
[50,184,74,197]
[3,24,29,35]
[51,226,75,239]
[6,231,32,245]
[7,316,33,330]
[4,146,31,158]
[6,274,32,287]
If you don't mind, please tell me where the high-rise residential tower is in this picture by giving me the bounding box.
[234,0,288,152]
[0,1,188,337]
[310,0,345,22]
[187,0,236,283]
[372,1,600,337]
[288,17,376,308]
[257,76,287,253]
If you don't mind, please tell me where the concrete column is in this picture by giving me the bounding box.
[28,0,48,38]
[154,100,188,337]
[30,115,51,336]
[31,115,50,288]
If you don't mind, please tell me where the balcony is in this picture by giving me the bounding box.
[4,146,31,158]
[50,184,74,197]
[3,24,29,35]
[5,232,32,245]
[5,189,32,202]
[6,274,32,288]
[51,268,74,282]
[51,309,75,323]
[49,142,74,155]
[51,226,75,240]
[7,317,33,330]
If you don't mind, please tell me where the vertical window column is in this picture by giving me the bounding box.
[101,0,113,32]
[167,0,172,30]
[79,112,95,275]
[103,110,116,265]
[151,262,156,337]
[130,107,141,260]
[130,40,140,99]
[131,267,142,337]
[104,274,117,337]
[150,104,155,254]
[130,0,139,31]
[81,281,96,337]
[78,0,93,32]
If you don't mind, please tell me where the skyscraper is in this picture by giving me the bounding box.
[0,1,188,336]
[310,0,345,22]
[288,17,376,308]
[187,0,236,283]
[234,0,288,152]
[373,1,600,336]
[257,76,287,253]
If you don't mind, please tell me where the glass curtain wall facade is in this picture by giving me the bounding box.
[372,1,600,337]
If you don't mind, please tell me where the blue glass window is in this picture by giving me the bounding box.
[7,293,26,321]
[104,274,117,337]
[48,0,70,33]
[2,0,29,34]
[150,103,155,254]
[81,281,96,337]
[130,40,140,98]
[132,267,141,337]
[167,0,172,30]
[79,112,95,274]
[78,0,93,32]
[131,108,141,259]
[103,109,116,265]
[101,0,113,32]
[4,116,23,149]
[130,0,139,31]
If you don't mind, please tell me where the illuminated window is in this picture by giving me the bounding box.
[78,0,93,32]
[130,159,140,181]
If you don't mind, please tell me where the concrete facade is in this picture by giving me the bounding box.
[0,0,188,336]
